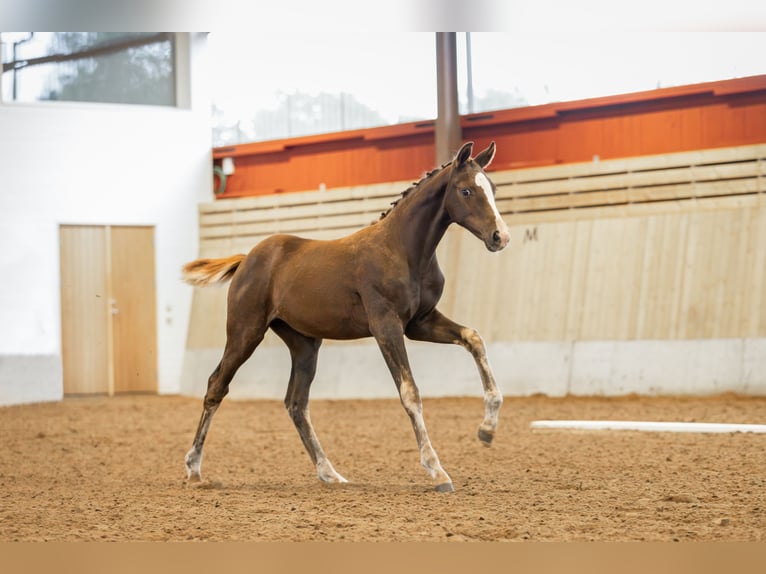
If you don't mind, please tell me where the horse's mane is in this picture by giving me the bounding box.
[374,160,452,223]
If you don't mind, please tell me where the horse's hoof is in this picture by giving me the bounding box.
[319,476,349,485]
[435,482,454,493]
[478,428,494,445]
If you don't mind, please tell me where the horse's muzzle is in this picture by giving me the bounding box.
[487,227,510,252]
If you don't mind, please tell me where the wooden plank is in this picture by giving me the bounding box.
[578,219,614,339]
[720,209,750,338]
[186,286,228,349]
[749,207,766,335]
[497,178,763,216]
[503,189,630,213]
[198,226,365,257]
[634,213,689,339]
[200,180,410,214]
[433,226,464,315]
[531,221,576,340]
[496,160,762,200]
[502,194,762,226]
[564,220,593,340]
[199,195,393,226]
[677,210,720,338]
[200,212,377,239]
[489,143,766,186]
[621,218,650,339]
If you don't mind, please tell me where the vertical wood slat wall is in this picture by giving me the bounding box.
[187,144,766,349]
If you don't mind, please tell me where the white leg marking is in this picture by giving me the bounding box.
[316,458,348,484]
[185,448,202,480]
[460,327,503,442]
[400,379,452,487]
[185,404,219,481]
[298,406,348,484]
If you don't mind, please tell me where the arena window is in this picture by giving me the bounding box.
[0,32,177,107]
[208,32,437,147]
[457,32,766,114]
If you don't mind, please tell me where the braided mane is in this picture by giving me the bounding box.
[374,160,452,223]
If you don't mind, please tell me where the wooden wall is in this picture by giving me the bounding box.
[212,75,766,198]
[187,143,766,349]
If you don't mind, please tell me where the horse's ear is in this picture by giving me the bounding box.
[474,141,496,169]
[453,141,474,167]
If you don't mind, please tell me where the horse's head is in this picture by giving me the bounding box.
[445,141,510,252]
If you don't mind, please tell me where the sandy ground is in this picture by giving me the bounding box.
[0,393,764,542]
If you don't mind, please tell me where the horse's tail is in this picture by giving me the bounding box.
[181,254,246,286]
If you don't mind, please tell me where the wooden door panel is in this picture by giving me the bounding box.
[60,225,110,394]
[110,226,158,393]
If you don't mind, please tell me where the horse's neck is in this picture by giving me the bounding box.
[382,171,451,271]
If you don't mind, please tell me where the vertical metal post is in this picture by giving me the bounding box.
[466,32,474,114]
[10,33,35,102]
[435,32,461,165]
[12,44,17,101]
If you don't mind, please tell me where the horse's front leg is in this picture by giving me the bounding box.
[406,309,503,445]
[369,312,453,492]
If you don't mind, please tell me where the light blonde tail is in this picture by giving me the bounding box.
[181,254,246,286]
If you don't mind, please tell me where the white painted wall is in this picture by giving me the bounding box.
[0,33,213,405]
[182,338,766,401]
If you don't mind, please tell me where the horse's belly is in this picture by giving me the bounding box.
[275,288,371,340]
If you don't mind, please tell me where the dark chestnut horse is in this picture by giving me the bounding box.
[183,141,509,492]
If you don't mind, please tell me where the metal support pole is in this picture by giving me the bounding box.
[435,32,461,166]
[466,32,474,114]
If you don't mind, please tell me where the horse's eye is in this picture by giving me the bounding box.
[461,188,471,197]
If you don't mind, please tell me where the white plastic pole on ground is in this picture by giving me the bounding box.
[530,420,766,433]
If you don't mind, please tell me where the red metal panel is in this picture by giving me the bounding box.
[212,75,766,198]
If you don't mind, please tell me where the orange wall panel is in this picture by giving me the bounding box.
[213,76,766,198]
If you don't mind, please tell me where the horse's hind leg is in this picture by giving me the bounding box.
[271,321,347,484]
[185,326,265,481]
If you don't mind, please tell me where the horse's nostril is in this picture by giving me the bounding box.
[492,230,501,243]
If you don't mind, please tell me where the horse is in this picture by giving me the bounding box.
[182,141,510,492]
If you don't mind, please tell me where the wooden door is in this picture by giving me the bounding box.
[60,225,158,395]
[60,226,111,394]
[110,226,158,393]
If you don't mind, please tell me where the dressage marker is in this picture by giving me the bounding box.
[183,142,508,492]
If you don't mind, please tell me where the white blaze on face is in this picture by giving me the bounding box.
[475,172,506,231]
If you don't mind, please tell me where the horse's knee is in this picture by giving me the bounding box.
[203,393,225,410]
[203,379,228,408]
[399,379,422,415]
[286,402,300,423]
[203,363,233,407]
[285,397,308,426]
[460,327,486,357]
